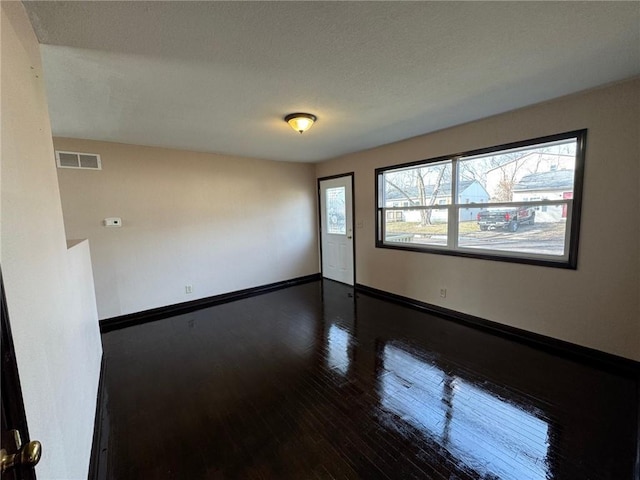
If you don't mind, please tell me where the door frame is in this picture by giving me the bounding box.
[317,172,356,286]
[1,268,37,480]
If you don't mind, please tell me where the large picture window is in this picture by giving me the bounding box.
[376,130,586,268]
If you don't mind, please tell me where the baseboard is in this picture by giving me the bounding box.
[636,380,640,480]
[100,273,322,333]
[88,355,108,480]
[355,283,640,378]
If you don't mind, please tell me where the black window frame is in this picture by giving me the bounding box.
[375,130,587,269]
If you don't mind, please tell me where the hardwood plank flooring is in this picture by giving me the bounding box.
[99,280,638,479]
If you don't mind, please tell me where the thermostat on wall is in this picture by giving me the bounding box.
[104,217,122,227]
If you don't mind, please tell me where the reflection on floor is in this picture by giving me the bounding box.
[100,280,638,479]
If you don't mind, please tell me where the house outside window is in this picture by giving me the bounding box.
[376,130,587,268]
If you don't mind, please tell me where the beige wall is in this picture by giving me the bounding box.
[317,79,640,361]
[1,3,102,479]
[54,138,319,319]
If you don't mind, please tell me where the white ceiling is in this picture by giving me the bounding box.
[24,1,640,163]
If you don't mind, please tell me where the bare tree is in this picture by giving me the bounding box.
[491,152,544,201]
[416,165,447,225]
[383,163,451,226]
[385,178,416,205]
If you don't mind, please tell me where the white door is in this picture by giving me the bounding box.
[319,175,354,285]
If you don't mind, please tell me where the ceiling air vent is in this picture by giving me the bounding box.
[55,151,102,170]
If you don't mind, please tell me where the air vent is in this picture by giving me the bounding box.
[55,151,102,170]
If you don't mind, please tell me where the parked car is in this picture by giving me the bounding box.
[477,207,535,232]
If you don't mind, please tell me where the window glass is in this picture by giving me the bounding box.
[326,186,346,235]
[383,161,452,207]
[384,208,448,247]
[460,203,569,257]
[375,131,586,268]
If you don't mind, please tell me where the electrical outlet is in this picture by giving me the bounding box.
[185,285,193,294]
[440,288,447,298]
[104,217,122,227]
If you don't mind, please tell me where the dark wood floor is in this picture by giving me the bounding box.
[98,280,638,479]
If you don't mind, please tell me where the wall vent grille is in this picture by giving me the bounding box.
[55,151,102,170]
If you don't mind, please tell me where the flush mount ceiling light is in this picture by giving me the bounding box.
[285,113,317,134]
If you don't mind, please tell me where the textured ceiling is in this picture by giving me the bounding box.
[24,1,640,163]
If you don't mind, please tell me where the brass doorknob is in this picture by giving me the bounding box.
[1,430,41,473]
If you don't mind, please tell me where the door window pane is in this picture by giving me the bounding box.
[326,187,346,234]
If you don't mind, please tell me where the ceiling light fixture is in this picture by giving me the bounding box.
[285,113,317,134]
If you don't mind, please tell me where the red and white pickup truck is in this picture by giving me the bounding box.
[477,207,535,232]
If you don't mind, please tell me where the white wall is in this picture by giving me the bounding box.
[54,138,319,319]
[1,3,102,479]
[317,79,640,361]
